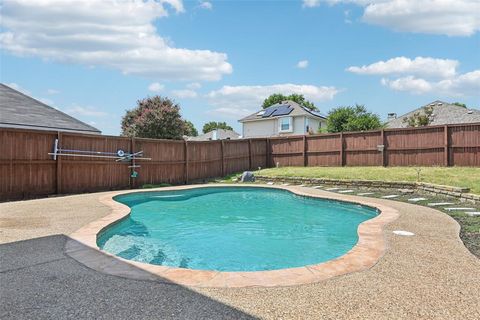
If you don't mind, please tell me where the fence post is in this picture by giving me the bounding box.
[220,140,225,176]
[444,125,449,166]
[381,129,386,167]
[266,138,270,168]
[130,137,135,189]
[56,131,62,194]
[340,132,345,166]
[248,139,252,170]
[184,140,189,184]
[303,135,307,167]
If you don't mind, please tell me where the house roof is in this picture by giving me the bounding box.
[386,100,480,128]
[0,83,101,134]
[238,100,327,123]
[186,128,240,141]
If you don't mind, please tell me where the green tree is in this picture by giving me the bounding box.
[452,102,466,108]
[121,96,187,140]
[326,105,383,133]
[202,121,233,134]
[184,120,198,137]
[403,106,434,127]
[262,93,318,111]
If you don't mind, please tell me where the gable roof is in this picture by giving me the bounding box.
[386,100,480,128]
[238,100,327,123]
[187,128,240,141]
[0,83,101,134]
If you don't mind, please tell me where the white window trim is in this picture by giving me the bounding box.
[278,116,293,133]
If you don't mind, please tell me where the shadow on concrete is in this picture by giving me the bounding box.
[0,235,257,320]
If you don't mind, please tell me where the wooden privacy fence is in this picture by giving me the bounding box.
[1,123,478,201]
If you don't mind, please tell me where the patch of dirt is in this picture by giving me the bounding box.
[460,230,480,258]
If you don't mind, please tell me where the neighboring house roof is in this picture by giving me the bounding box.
[186,128,240,141]
[0,83,101,134]
[387,100,480,128]
[238,100,327,123]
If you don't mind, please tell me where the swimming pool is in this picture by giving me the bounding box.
[97,187,378,272]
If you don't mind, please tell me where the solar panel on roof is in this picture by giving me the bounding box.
[309,110,326,118]
[271,105,293,117]
[261,105,279,117]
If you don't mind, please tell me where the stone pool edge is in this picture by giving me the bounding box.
[65,184,399,288]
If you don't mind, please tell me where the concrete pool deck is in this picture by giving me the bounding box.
[1,185,479,319]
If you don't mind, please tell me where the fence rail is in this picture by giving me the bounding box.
[1,123,479,201]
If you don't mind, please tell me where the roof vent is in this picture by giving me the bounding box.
[437,102,443,106]
[429,103,435,106]
[467,110,473,114]
[387,113,397,120]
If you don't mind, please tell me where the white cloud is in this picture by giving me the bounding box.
[171,89,198,99]
[199,1,213,10]
[347,56,458,78]
[47,89,60,95]
[303,0,480,36]
[362,0,480,36]
[381,70,480,96]
[206,83,339,118]
[148,82,165,92]
[302,0,321,8]
[65,105,108,117]
[186,82,202,89]
[436,70,480,95]
[381,76,433,94]
[349,56,479,96]
[344,10,352,24]
[0,0,232,81]
[297,60,309,69]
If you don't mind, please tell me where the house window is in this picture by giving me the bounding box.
[305,118,310,133]
[279,117,292,132]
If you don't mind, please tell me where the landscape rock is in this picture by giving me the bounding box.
[240,171,255,182]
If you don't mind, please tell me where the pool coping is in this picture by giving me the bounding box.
[65,184,399,288]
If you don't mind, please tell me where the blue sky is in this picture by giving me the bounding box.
[1,0,479,135]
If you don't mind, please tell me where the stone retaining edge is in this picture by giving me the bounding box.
[255,176,479,203]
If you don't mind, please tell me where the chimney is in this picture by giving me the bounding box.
[387,113,397,120]
[212,129,218,140]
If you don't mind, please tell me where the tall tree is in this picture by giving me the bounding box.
[326,104,383,133]
[262,93,318,111]
[403,106,434,127]
[121,96,187,140]
[202,121,233,134]
[452,102,466,108]
[184,120,198,137]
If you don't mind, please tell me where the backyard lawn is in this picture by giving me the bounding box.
[256,166,480,194]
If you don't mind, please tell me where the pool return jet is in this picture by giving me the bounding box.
[48,138,151,178]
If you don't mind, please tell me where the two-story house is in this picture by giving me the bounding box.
[238,100,327,138]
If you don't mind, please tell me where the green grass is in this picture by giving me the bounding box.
[256,166,480,194]
[141,183,171,189]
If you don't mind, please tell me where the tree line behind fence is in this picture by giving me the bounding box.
[1,123,479,200]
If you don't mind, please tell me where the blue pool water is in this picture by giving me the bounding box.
[97,187,378,271]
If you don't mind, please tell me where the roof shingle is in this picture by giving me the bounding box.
[0,83,101,134]
[387,100,480,128]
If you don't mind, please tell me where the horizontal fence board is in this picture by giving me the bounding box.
[1,123,478,200]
